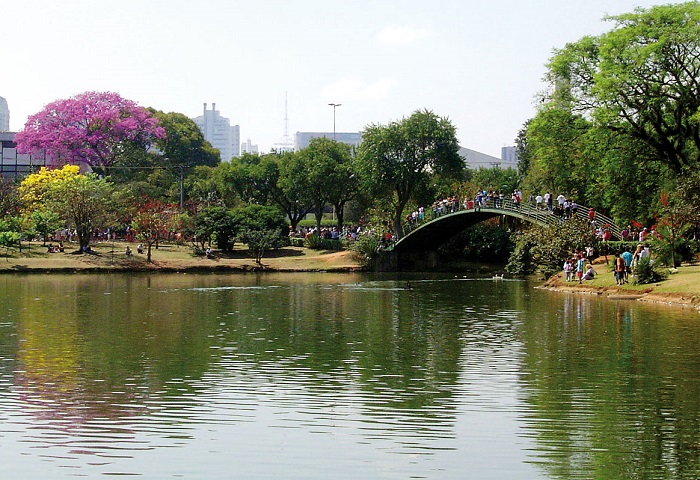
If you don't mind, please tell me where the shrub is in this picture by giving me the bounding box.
[304,234,343,251]
[649,237,699,267]
[633,257,667,284]
[349,234,381,268]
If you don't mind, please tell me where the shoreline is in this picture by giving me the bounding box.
[537,264,700,312]
[2,243,698,312]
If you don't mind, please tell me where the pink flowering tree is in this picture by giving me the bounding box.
[16,91,165,172]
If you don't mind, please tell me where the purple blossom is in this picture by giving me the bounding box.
[16,91,165,169]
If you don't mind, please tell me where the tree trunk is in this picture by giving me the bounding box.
[335,201,345,232]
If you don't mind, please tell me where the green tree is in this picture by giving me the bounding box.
[0,181,20,217]
[47,174,115,251]
[239,228,286,266]
[150,110,220,168]
[230,204,286,233]
[192,206,238,252]
[507,217,596,278]
[30,209,63,246]
[274,152,313,230]
[294,138,356,232]
[357,109,463,237]
[547,2,700,175]
[0,217,24,257]
[232,204,288,265]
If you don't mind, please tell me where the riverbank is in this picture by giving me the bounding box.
[0,241,363,273]
[539,258,700,311]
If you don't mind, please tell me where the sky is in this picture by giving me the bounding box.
[1,0,667,158]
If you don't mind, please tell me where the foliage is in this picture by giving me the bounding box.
[0,217,24,256]
[518,107,593,201]
[356,109,463,237]
[30,209,63,245]
[0,181,21,217]
[293,137,358,231]
[650,235,698,268]
[506,217,595,277]
[440,222,514,263]
[505,235,537,275]
[229,204,286,233]
[546,2,700,175]
[130,199,178,262]
[47,173,115,249]
[633,257,668,285]
[19,165,81,211]
[16,91,165,171]
[191,206,238,252]
[149,109,220,168]
[0,230,21,257]
[469,167,519,196]
[304,234,343,251]
[227,152,311,229]
[349,234,382,268]
[675,167,700,229]
[239,228,286,265]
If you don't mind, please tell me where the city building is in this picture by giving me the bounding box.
[193,103,240,162]
[500,146,519,164]
[0,132,47,181]
[459,146,518,170]
[0,96,9,132]
[241,138,259,155]
[294,131,362,151]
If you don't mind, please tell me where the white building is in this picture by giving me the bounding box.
[459,147,518,170]
[193,103,240,162]
[0,96,9,132]
[241,138,259,155]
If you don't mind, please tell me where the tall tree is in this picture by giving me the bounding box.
[130,199,178,262]
[15,91,165,173]
[357,109,463,237]
[47,173,115,250]
[294,138,356,232]
[149,110,220,168]
[546,2,700,175]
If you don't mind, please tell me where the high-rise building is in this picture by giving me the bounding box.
[501,146,519,164]
[241,138,259,155]
[193,103,240,162]
[0,96,9,132]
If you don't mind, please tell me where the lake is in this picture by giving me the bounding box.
[0,272,699,479]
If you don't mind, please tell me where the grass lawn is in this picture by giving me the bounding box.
[584,259,700,296]
[0,240,363,272]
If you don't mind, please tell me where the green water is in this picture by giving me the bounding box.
[0,273,698,479]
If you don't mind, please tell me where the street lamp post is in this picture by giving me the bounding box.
[328,103,341,140]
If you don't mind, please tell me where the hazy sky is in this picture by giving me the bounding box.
[2,0,664,157]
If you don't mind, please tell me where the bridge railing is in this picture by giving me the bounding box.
[397,199,622,241]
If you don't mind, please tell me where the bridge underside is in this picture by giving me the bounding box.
[378,202,621,271]
[395,210,505,252]
[386,207,546,271]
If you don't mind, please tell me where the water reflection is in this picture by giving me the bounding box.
[519,291,700,480]
[0,273,698,479]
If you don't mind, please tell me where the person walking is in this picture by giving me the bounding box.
[615,253,626,285]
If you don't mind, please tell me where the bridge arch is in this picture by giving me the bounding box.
[391,199,621,254]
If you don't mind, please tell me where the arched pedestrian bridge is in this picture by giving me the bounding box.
[390,199,621,253]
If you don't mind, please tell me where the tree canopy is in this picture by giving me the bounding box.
[547,2,700,174]
[15,91,165,171]
[356,109,463,236]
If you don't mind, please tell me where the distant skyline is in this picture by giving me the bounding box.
[2,0,664,157]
